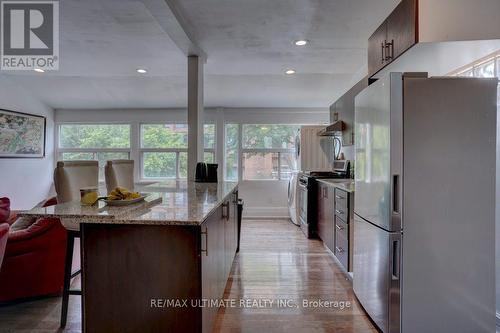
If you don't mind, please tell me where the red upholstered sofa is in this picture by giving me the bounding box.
[0,197,68,303]
[0,198,12,269]
[0,223,8,270]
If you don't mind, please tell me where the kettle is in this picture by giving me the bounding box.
[195,163,218,183]
[195,162,208,182]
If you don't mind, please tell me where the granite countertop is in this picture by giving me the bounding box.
[19,181,238,227]
[316,179,355,193]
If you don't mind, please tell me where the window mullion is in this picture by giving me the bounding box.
[277,152,282,180]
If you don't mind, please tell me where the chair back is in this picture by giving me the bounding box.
[54,161,98,203]
[105,160,134,194]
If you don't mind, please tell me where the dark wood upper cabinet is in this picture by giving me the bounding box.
[368,0,418,78]
[386,0,418,60]
[329,77,368,146]
[368,20,388,77]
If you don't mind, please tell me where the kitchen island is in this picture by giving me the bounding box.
[21,181,239,333]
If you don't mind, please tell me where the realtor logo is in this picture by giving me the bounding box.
[1,0,59,70]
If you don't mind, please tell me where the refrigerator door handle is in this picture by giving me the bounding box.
[392,174,400,214]
[391,239,400,280]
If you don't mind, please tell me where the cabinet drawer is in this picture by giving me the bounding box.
[335,188,348,201]
[335,204,348,221]
[335,216,348,239]
[334,189,348,210]
[335,227,349,270]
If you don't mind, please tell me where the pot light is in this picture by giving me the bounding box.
[285,69,296,75]
[294,40,308,46]
[34,68,45,73]
[136,69,147,74]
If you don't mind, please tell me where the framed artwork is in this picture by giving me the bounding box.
[0,109,46,158]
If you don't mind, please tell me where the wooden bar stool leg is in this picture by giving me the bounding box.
[60,232,75,328]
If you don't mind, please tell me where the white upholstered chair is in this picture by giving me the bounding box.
[53,160,98,328]
[53,160,99,203]
[104,160,134,193]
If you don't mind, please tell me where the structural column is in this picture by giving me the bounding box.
[187,55,204,181]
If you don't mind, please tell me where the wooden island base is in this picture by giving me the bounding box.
[81,190,238,333]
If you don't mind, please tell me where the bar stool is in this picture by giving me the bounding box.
[53,160,98,328]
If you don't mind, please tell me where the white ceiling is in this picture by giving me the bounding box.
[0,0,400,109]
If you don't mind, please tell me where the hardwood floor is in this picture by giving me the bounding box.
[213,219,377,333]
[0,219,377,333]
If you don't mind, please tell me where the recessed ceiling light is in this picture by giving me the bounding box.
[294,40,308,46]
[136,69,147,74]
[285,69,296,75]
[34,68,45,73]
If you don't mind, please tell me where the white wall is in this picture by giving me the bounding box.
[419,0,500,43]
[0,77,55,210]
[55,107,329,218]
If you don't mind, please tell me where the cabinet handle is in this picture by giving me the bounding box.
[222,202,229,220]
[381,42,385,63]
[335,246,344,253]
[336,224,344,231]
[201,229,208,256]
[385,39,394,61]
[335,209,344,215]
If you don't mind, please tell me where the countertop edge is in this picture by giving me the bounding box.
[18,182,239,227]
[316,179,355,193]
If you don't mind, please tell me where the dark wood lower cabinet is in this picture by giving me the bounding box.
[201,190,238,332]
[82,190,238,333]
[317,183,334,252]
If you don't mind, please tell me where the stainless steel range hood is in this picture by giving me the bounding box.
[317,120,345,136]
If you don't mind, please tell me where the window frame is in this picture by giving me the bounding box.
[223,121,301,182]
[449,51,500,78]
[139,122,216,181]
[56,123,132,181]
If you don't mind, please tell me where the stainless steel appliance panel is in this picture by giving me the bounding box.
[353,214,400,333]
[401,76,497,333]
[354,73,402,232]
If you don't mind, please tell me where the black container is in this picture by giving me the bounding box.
[195,163,218,183]
[206,163,218,183]
[195,162,208,182]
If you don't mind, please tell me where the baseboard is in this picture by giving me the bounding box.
[243,206,290,219]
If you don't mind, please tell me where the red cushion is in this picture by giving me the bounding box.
[0,198,10,223]
[0,223,9,265]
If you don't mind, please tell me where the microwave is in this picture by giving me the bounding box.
[333,160,350,175]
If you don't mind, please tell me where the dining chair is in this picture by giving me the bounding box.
[53,160,98,328]
[104,159,134,193]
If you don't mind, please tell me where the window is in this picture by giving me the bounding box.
[241,124,299,180]
[58,124,131,180]
[224,124,239,181]
[140,123,215,179]
[451,51,500,106]
[203,124,216,163]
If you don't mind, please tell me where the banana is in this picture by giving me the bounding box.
[108,187,141,201]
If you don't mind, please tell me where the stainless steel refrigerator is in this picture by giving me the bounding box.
[353,72,497,333]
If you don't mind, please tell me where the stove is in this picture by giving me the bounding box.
[297,161,350,238]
